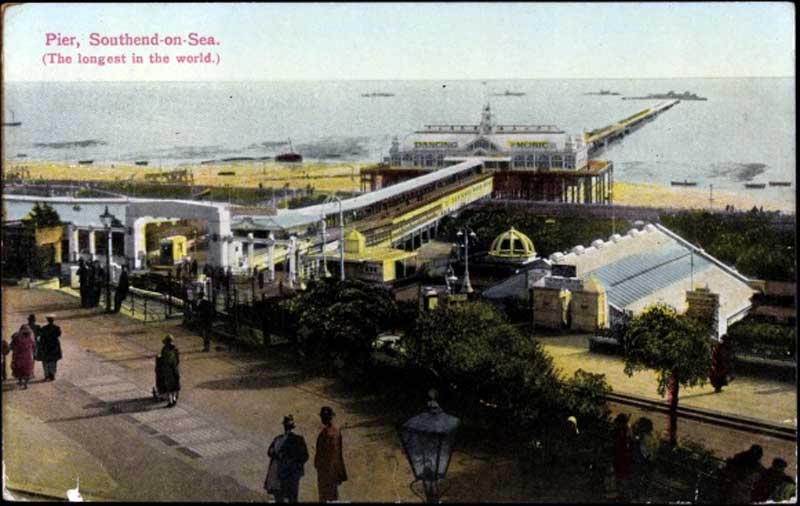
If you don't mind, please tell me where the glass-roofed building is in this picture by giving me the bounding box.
[386,103,589,171]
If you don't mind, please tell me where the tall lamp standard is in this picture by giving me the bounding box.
[456,227,477,294]
[323,195,345,281]
[398,390,460,503]
[99,206,116,313]
[319,212,332,278]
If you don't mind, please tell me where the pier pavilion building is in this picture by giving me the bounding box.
[363,104,613,204]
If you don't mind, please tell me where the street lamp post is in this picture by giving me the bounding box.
[323,195,346,281]
[319,214,331,278]
[99,206,116,313]
[456,227,477,294]
[398,390,460,503]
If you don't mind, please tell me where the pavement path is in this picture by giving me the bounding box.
[2,287,563,503]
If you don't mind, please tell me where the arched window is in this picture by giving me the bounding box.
[552,155,563,169]
[526,155,535,168]
[425,153,434,166]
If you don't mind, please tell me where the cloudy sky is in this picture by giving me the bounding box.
[3,2,795,81]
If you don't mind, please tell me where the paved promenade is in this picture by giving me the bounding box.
[2,287,561,502]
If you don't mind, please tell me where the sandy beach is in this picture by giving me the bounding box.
[4,160,795,214]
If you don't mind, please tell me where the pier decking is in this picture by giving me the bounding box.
[584,99,679,153]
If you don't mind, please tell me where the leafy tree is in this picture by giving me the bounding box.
[622,304,712,443]
[24,202,61,228]
[289,278,398,371]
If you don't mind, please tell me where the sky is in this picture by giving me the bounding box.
[2,2,795,81]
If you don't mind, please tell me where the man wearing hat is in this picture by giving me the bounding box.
[266,415,309,503]
[314,406,348,502]
[38,314,62,381]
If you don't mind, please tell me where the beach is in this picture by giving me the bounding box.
[4,160,794,214]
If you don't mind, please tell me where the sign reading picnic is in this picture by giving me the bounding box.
[42,32,222,67]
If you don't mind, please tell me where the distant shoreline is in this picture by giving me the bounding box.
[3,160,795,215]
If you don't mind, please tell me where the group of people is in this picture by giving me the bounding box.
[2,314,63,388]
[265,407,348,503]
[77,258,131,313]
[720,444,796,503]
[77,258,107,308]
[610,413,796,503]
[611,413,659,501]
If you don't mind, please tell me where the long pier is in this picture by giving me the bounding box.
[584,99,679,153]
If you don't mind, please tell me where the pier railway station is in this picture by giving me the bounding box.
[4,159,492,285]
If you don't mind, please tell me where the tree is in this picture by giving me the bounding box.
[289,278,399,371]
[622,304,712,443]
[24,202,61,228]
[403,302,563,415]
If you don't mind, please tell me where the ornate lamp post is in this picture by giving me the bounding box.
[398,390,460,503]
[456,227,477,294]
[99,206,116,313]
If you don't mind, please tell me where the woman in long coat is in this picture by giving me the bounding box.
[11,325,36,389]
[156,334,180,407]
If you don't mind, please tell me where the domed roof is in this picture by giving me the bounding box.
[489,227,536,259]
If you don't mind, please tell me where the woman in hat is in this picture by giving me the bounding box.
[10,325,36,389]
[156,334,180,407]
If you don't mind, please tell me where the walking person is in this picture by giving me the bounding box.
[196,292,214,352]
[95,263,106,308]
[25,314,42,377]
[720,445,765,504]
[709,335,733,392]
[38,314,63,381]
[87,261,97,306]
[314,406,348,502]
[113,265,130,313]
[77,258,89,307]
[265,415,309,503]
[10,325,35,389]
[156,335,180,407]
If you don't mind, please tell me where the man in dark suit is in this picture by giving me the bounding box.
[38,314,63,381]
[77,259,89,307]
[113,265,130,313]
[266,415,309,503]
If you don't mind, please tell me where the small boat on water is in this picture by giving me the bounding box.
[135,160,149,166]
[492,89,526,97]
[3,109,21,127]
[744,183,766,189]
[16,153,27,158]
[768,181,792,187]
[671,179,697,187]
[275,138,302,163]
[78,159,94,165]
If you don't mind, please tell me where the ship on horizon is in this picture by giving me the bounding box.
[361,92,395,97]
[491,89,526,97]
[623,90,707,101]
[584,90,620,96]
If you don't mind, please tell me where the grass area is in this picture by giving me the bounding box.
[5,160,371,193]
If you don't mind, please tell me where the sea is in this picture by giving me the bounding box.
[2,78,795,207]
